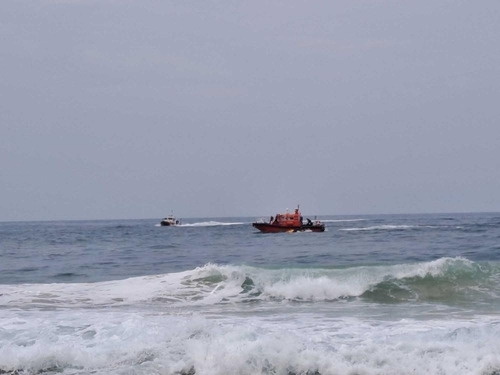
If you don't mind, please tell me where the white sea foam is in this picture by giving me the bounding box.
[179,221,247,227]
[0,258,483,308]
[321,218,367,223]
[340,224,422,231]
[1,260,499,374]
[1,309,500,375]
[257,257,476,301]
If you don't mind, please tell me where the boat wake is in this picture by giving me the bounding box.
[155,221,247,227]
[321,219,367,223]
[340,224,438,231]
[179,221,247,227]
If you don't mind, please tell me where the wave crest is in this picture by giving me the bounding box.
[1,258,497,308]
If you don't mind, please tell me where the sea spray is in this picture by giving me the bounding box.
[2,258,499,308]
[2,311,500,375]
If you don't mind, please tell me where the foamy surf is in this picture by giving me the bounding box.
[2,258,498,309]
[4,213,500,375]
[1,310,500,375]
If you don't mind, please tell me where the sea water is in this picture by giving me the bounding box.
[1,213,500,374]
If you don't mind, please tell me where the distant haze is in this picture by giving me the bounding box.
[1,1,499,221]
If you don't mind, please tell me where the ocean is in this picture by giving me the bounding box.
[1,213,500,374]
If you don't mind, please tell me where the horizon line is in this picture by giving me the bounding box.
[1,210,499,224]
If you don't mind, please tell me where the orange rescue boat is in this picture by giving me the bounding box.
[252,206,325,233]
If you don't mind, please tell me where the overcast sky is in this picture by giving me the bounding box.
[1,0,499,221]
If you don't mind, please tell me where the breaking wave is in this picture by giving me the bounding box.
[2,258,499,308]
[2,311,500,375]
[2,259,500,375]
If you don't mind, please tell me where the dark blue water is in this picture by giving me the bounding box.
[1,213,499,284]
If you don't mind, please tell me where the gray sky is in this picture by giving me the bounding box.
[1,0,500,221]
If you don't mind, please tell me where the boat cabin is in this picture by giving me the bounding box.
[272,208,303,227]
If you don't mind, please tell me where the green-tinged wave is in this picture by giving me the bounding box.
[166,257,500,305]
[2,257,500,308]
[361,259,499,303]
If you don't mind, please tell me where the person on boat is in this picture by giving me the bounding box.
[270,216,274,223]
[306,218,313,226]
